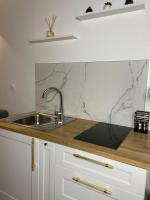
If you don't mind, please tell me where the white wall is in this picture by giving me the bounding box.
[0,0,150,114]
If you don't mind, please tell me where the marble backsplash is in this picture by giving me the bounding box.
[35,60,149,127]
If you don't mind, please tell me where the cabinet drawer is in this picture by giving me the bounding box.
[55,166,144,200]
[55,144,146,197]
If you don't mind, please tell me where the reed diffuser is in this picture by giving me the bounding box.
[45,15,57,37]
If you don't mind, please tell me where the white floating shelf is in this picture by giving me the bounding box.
[29,35,78,43]
[76,3,145,21]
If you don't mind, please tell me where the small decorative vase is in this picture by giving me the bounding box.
[85,6,93,13]
[125,0,134,5]
[47,30,54,37]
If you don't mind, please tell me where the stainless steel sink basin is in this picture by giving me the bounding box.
[8,112,75,132]
[13,114,52,126]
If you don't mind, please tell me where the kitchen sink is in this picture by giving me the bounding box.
[5,88,75,132]
[8,112,75,132]
[14,114,53,126]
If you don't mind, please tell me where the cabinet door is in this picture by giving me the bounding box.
[0,129,39,200]
[39,140,55,200]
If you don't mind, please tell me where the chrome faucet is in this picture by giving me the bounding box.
[42,87,64,122]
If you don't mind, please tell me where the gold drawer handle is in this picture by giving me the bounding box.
[72,177,112,196]
[32,138,36,171]
[73,154,114,169]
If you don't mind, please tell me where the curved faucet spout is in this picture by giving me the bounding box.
[42,87,64,121]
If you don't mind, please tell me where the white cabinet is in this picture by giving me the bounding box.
[55,144,147,200]
[0,128,148,200]
[0,128,55,200]
[0,129,39,200]
[39,140,55,200]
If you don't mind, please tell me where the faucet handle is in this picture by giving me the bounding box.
[55,111,63,124]
[55,111,61,115]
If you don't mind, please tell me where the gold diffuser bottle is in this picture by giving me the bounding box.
[45,15,57,37]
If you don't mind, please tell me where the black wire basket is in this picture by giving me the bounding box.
[134,110,149,134]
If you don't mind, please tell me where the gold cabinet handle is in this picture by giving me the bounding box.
[72,177,112,196]
[73,154,114,169]
[32,138,36,171]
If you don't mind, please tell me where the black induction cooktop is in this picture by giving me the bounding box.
[74,122,131,149]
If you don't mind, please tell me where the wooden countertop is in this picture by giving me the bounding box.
[0,118,150,170]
